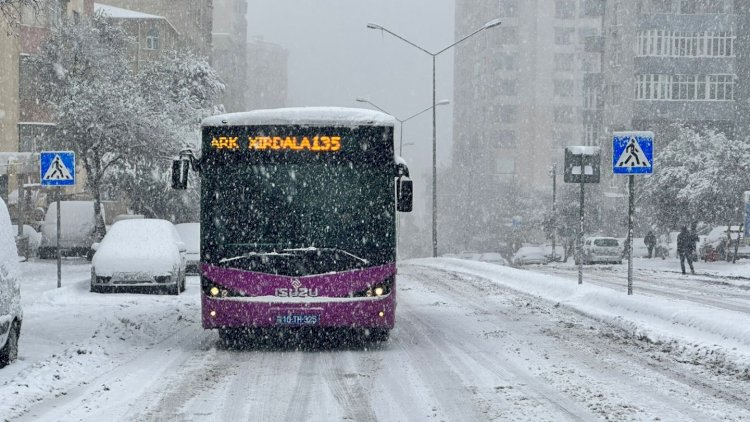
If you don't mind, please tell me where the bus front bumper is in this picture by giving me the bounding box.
[202,294,395,329]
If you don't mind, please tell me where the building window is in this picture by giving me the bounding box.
[498,130,517,148]
[146,27,160,50]
[553,80,575,97]
[679,0,697,13]
[554,53,575,71]
[583,85,598,109]
[499,105,518,122]
[652,0,672,13]
[554,27,575,45]
[707,74,734,100]
[496,52,518,71]
[635,73,734,101]
[499,79,518,96]
[584,122,600,146]
[555,0,576,18]
[496,157,516,175]
[553,106,575,123]
[637,30,734,57]
[19,55,42,101]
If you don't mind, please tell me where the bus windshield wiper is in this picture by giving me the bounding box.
[282,247,369,265]
[219,251,294,264]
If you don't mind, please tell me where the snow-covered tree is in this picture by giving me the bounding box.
[641,126,750,230]
[109,50,224,221]
[34,14,224,228]
[33,14,174,237]
[0,0,39,29]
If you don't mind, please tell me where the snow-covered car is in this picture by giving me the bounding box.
[512,246,548,266]
[579,237,621,264]
[0,197,22,367]
[90,219,187,294]
[174,222,200,275]
[12,224,41,258]
[38,200,98,259]
[479,252,509,266]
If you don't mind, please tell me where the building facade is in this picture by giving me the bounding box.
[597,0,740,188]
[245,36,288,111]
[97,0,212,58]
[212,0,248,112]
[449,0,602,251]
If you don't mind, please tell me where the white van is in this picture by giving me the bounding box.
[0,197,22,367]
[38,200,98,259]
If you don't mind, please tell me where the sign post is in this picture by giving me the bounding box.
[612,132,654,295]
[564,146,600,285]
[40,151,76,288]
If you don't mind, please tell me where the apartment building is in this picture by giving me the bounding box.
[245,36,288,111]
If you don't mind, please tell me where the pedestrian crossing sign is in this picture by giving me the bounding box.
[612,131,653,175]
[40,151,76,186]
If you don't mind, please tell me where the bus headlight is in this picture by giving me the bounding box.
[210,287,220,297]
[352,277,393,298]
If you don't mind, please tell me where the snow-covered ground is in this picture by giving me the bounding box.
[1,257,749,421]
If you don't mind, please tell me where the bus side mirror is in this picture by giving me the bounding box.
[172,159,189,190]
[397,177,413,212]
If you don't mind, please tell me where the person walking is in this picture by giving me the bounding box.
[644,231,656,258]
[677,226,696,274]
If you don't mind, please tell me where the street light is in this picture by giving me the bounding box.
[367,18,501,257]
[355,97,450,155]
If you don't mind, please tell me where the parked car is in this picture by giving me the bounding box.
[90,219,187,294]
[478,252,509,266]
[579,237,621,264]
[12,224,41,258]
[512,246,548,266]
[174,222,200,275]
[38,200,99,259]
[700,225,749,261]
[0,197,22,367]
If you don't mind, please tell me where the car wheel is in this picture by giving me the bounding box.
[0,321,20,367]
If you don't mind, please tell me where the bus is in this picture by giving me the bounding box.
[172,107,413,342]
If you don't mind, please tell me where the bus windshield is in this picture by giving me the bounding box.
[200,124,396,276]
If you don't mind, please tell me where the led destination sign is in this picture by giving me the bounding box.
[210,135,342,152]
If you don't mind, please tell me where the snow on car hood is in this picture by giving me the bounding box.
[92,220,180,276]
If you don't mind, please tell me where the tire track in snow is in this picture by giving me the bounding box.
[409,263,750,420]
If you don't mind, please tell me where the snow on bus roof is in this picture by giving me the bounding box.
[202,107,396,128]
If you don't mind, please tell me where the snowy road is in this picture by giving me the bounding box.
[2,259,750,421]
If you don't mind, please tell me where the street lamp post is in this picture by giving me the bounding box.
[367,18,501,257]
[355,98,450,155]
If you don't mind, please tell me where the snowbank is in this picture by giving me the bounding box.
[411,258,750,373]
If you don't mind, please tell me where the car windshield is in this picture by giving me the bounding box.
[594,239,619,247]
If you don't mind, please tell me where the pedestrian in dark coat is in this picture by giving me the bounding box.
[644,231,656,258]
[677,226,695,274]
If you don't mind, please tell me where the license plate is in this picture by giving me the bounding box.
[275,314,320,326]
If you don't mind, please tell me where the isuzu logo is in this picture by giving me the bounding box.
[275,278,319,297]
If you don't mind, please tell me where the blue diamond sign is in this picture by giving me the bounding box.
[612,131,653,175]
[40,151,76,186]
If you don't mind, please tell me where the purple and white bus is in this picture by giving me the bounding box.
[172,107,413,342]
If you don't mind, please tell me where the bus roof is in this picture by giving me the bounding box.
[202,107,396,128]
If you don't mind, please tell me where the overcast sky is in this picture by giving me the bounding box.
[245,0,456,187]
